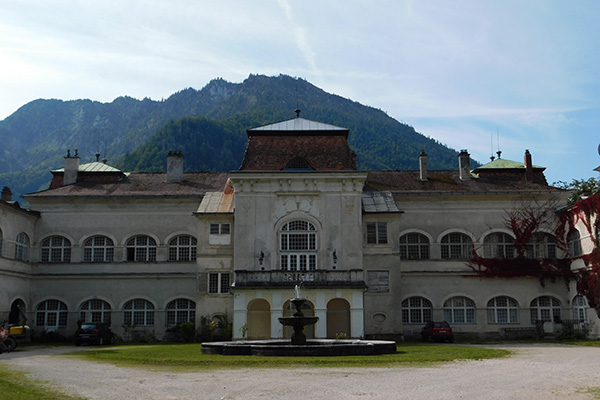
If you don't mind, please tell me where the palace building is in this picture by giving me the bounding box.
[1,115,597,340]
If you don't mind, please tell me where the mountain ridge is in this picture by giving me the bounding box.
[0,74,476,201]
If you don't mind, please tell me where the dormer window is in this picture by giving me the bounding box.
[284,157,313,170]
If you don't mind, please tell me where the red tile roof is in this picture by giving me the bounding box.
[26,172,230,198]
[365,170,561,194]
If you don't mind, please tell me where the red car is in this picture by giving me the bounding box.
[421,321,454,343]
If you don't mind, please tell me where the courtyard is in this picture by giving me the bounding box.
[1,343,600,399]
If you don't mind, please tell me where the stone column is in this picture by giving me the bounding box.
[351,291,365,338]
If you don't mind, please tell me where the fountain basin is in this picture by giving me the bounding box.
[201,339,397,356]
[278,316,319,327]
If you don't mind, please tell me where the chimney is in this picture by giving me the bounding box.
[167,151,184,183]
[524,149,533,181]
[419,150,428,181]
[64,149,80,185]
[1,186,12,202]
[458,149,471,181]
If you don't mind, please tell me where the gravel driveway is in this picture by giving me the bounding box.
[1,343,599,400]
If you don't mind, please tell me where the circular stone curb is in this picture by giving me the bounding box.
[201,339,397,356]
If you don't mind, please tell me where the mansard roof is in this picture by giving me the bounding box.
[240,117,356,171]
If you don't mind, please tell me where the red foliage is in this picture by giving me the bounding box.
[469,200,574,287]
[468,254,575,287]
[558,193,600,316]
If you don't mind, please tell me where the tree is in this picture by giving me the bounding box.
[553,177,599,205]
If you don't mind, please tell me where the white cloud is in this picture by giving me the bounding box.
[0,0,599,183]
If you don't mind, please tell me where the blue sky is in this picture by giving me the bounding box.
[1,0,599,183]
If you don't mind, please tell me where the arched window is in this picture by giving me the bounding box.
[399,233,430,260]
[168,235,197,262]
[573,295,589,323]
[526,232,556,259]
[530,296,561,323]
[15,232,29,261]
[483,233,515,259]
[443,296,476,324]
[568,230,583,257]
[123,299,154,326]
[166,298,196,326]
[80,299,111,323]
[41,235,72,262]
[441,232,473,259]
[280,220,317,271]
[36,299,68,330]
[487,296,519,324]
[126,235,157,262]
[401,296,432,324]
[83,235,114,262]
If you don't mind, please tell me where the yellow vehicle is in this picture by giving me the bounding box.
[0,321,31,353]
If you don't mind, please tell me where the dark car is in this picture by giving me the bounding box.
[74,322,114,345]
[421,321,454,343]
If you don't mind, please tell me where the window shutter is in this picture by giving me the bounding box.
[197,272,208,294]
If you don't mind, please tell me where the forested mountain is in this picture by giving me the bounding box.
[0,74,477,201]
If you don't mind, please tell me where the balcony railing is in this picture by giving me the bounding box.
[233,269,366,288]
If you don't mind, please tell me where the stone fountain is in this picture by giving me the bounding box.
[201,285,396,356]
[277,285,319,345]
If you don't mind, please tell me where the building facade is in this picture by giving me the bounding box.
[1,116,597,340]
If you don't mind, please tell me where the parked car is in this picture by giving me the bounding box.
[74,322,114,345]
[421,321,454,343]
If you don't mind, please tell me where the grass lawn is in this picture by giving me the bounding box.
[0,368,85,400]
[65,342,511,371]
[561,340,600,347]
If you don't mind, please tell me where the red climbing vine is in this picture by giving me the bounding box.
[468,198,575,287]
[557,194,600,315]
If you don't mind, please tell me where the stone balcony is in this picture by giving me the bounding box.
[233,269,366,289]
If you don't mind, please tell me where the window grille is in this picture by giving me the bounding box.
[441,232,473,259]
[444,297,476,324]
[568,230,583,257]
[487,296,519,324]
[483,233,515,259]
[123,299,154,326]
[80,299,111,323]
[366,222,388,244]
[168,235,197,261]
[166,298,196,325]
[530,296,561,323]
[126,235,157,262]
[399,233,430,260]
[36,299,68,328]
[41,236,72,262]
[401,297,432,324]
[208,273,231,294]
[280,220,317,270]
[15,232,29,261]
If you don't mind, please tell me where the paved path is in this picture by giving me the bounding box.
[1,344,600,399]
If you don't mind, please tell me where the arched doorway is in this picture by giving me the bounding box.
[282,299,315,339]
[327,298,350,338]
[247,299,271,339]
[9,299,27,325]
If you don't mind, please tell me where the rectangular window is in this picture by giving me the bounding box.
[209,223,231,245]
[366,222,388,244]
[208,272,231,294]
[367,270,390,293]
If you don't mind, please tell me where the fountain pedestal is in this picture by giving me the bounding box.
[278,297,319,345]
